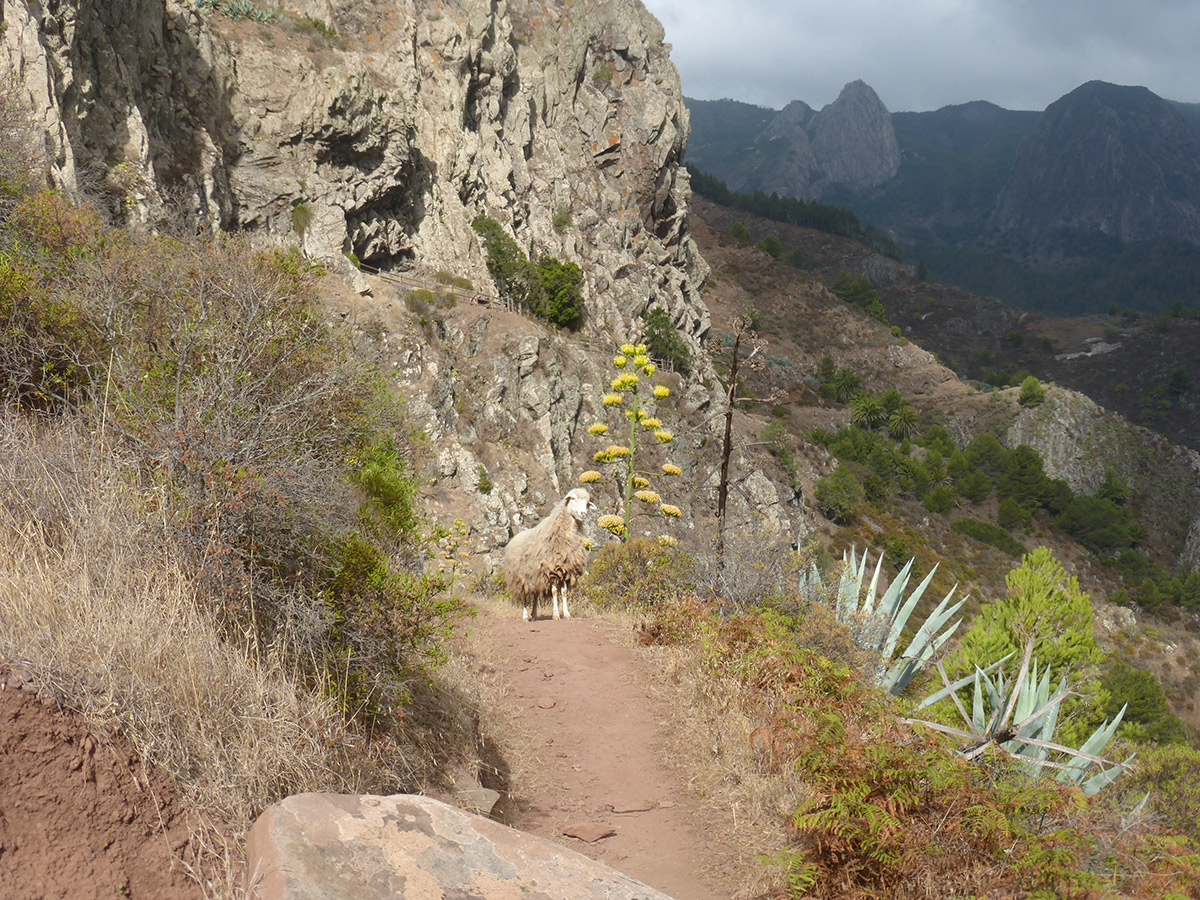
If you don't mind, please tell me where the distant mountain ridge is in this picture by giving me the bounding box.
[685,81,1200,314]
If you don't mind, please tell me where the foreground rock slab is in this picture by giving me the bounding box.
[246,793,675,900]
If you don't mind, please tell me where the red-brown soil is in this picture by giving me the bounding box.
[2,606,751,900]
[0,678,202,900]
[467,607,750,900]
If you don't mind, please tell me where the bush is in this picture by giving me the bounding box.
[951,517,1025,556]
[1018,375,1045,406]
[642,306,693,375]
[814,465,864,522]
[579,538,697,610]
[533,255,585,329]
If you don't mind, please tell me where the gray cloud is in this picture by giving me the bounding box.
[641,0,1200,111]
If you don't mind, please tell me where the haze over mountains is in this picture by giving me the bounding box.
[685,80,1200,315]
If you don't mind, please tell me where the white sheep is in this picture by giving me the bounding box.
[503,488,593,621]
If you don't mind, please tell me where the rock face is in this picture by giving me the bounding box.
[0,0,708,339]
[992,81,1200,245]
[1007,388,1200,569]
[245,792,675,900]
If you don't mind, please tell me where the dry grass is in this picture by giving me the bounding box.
[0,415,346,821]
[0,413,485,895]
[639,637,814,899]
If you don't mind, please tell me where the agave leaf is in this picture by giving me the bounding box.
[1057,705,1128,786]
[875,557,915,624]
[885,616,961,694]
[918,654,1012,710]
[861,552,886,617]
[1081,757,1134,796]
[881,564,936,659]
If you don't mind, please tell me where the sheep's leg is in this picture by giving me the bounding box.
[522,599,531,622]
[552,583,561,620]
[560,584,571,619]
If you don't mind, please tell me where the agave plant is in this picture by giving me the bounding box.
[801,547,965,695]
[909,636,1133,795]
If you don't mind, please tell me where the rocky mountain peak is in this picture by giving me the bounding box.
[740,79,898,200]
[992,80,1200,244]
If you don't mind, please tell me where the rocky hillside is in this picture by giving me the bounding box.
[992,81,1200,248]
[687,80,899,200]
[1,0,707,337]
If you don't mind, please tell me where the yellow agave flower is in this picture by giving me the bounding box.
[613,355,628,368]
[657,535,678,548]
[620,343,638,356]
[661,463,682,476]
[632,476,650,488]
[602,392,623,407]
[634,489,662,504]
[611,372,639,391]
[654,429,674,443]
[598,514,626,535]
[641,417,662,429]
[580,470,603,483]
[659,504,682,517]
[641,363,656,376]
[653,384,670,399]
[588,422,609,435]
[632,355,650,368]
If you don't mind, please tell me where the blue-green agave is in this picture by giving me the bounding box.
[911,637,1132,794]
[801,547,965,696]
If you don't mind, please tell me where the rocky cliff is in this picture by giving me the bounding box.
[1,0,708,338]
[684,81,900,201]
[992,81,1200,246]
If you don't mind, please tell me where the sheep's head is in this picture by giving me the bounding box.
[564,487,594,524]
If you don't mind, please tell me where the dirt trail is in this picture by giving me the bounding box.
[469,609,744,900]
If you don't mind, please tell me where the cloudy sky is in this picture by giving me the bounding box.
[639,0,1200,113]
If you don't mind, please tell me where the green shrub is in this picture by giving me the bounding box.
[1100,661,1190,745]
[1018,375,1046,407]
[922,483,955,514]
[291,201,313,236]
[551,206,572,232]
[756,233,783,258]
[642,306,692,375]
[579,538,697,610]
[729,221,751,243]
[951,517,1025,556]
[814,465,864,522]
[533,255,585,329]
[998,496,1031,530]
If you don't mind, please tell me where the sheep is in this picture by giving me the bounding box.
[503,487,594,621]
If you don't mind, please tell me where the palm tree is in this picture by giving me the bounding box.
[887,405,918,440]
[850,391,887,430]
[831,367,863,403]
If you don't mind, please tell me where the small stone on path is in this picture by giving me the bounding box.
[563,822,617,843]
[536,697,557,709]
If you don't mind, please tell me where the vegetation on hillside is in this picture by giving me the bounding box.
[0,152,474,852]
[581,540,1200,899]
[688,166,902,259]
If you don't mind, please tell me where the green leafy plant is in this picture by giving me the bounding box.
[813,465,863,522]
[642,306,693,375]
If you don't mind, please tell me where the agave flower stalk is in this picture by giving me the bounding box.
[584,342,681,539]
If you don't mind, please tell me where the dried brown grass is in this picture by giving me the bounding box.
[632,622,817,899]
[0,413,484,895]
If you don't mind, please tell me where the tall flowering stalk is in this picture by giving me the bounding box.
[581,343,682,541]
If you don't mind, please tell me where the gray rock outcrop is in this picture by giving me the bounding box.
[0,0,708,340]
[742,80,900,200]
[246,792,675,900]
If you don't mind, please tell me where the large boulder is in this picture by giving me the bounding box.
[246,792,675,900]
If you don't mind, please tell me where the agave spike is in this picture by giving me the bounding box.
[861,552,886,616]
[881,563,937,659]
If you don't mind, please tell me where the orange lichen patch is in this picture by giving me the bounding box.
[608,132,620,145]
